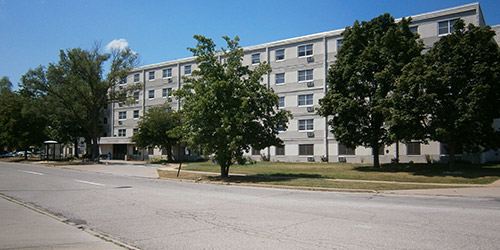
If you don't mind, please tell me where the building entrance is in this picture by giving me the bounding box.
[113,144,127,160]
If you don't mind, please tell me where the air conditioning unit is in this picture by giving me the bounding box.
[307,106,315,113]
[168,78,173,83]
[306,81,314,87]
[338,156,346,163]
[306,56,314,63]
[307,132,315,138]
[118,121,122,125]
[307,157,315,162]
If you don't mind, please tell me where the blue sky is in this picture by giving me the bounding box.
[1,0,499,88]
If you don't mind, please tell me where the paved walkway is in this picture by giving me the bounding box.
[0,194,128,250]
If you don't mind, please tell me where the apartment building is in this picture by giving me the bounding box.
[99,3,500,164]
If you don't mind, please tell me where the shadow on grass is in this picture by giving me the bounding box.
[353,163,500,179]
[207,173,323,183]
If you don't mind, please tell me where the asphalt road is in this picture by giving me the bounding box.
[1,162,499,250]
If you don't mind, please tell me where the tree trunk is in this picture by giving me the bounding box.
[448,143,456,171]
[166,145,173,162]
[372,145,380,168]
[220,161,230,178]
[74,139,79,158]
[91,135,100,162]
[395,140,399,163]
[24,149,28,160]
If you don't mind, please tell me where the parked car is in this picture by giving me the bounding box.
[0,152,16,158]
[16,151,32,157]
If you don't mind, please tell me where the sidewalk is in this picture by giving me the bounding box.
[0,194,127,250]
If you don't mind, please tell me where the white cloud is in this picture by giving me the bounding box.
[105,39,129,51]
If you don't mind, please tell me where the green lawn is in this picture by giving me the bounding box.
[183,161,500,185]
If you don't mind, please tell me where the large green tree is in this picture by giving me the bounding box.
[132,104,182,162]
[318,14,423,168]
[393,19,500,169]
[175,35,292,177]
[0,76,12,90]
[0,79,48,158]
[21,45,139,160]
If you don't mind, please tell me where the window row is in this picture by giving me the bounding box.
[118,110,141,120]
[275,69,314,85]
[147,88,173,99]
[250,142,424,157]
[122,66,192,84]
[117,128,139,137]
[278,94,313,108]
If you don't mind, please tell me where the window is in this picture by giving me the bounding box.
[410,26,418,34]
[134,74,140,82]
[298,44,313,57]
[148,90,155,99]
[148,147,154,155]
[252,148,260,155]
[278,96,285,108]
[118,111,126,120]
[133,110,139,119]
[299,144,314,155]
[438,19,457,35]
[120,77,127,84]
[276,146,285,155]
[103,117,107,124]
[298,69,313,82]
[118,129,126,137]
[298,94,313,106]
[149,71,155,80]
[336,39,343,51]
[275,73,285,85]
[133,91,140,101]
[275,49,285,61]
[298,119,314,131]
[406,142,421,155]
[277,124,285,132]
[251,53,260,64]
[338,144,355,155]
[184,65,191,75]
[133,128,138,135]
[163,68,172,78]
[162,88,172,98]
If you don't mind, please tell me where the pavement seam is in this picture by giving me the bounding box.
[0,192,140,250]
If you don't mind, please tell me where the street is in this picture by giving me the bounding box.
[1,161,499,250]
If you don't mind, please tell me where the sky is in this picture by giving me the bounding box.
[1,0,499,88]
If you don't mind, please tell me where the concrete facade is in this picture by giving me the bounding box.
[99,3,500,164]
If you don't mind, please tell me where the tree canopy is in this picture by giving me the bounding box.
[132,104,182,162]
[393,19,500,169]
[318,14,423,168]
[175,35,292,177]
[0,79,48,157]
[20,45,139,160]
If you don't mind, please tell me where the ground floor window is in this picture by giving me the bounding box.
[148,147,154,155]
[299,144,314,155]
[338,144,355,155]
[406,142,421,155]
[276,146,285,155]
